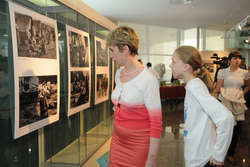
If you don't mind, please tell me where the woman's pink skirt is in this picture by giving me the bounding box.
[109,123,150,167]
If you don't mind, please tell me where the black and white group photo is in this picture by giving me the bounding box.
[15,13,56,59]
[96,39,108,67]
[19,75,57,127]
[69,31,89,67]
[70,71,90,108]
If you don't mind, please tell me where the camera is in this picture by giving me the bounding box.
[213,57,228,68]
[211,53,228,68]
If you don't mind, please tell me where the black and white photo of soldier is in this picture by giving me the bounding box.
[15,13,56,59]
[19,75,57,127]
[70,71,89,108]
[96,74,108,98]
[69,31,89,67]
[96,40,108,66]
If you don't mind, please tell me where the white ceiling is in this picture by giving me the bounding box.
[82,0,250,30]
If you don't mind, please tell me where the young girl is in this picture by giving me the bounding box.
[170,46,234,167]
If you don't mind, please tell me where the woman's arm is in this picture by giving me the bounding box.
[243,78,250,94]
[216,79,223,93]
[144,74,162,167]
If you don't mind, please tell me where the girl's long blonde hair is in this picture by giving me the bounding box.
[174,46,214,93]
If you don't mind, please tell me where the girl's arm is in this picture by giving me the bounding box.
[190,83,234,163]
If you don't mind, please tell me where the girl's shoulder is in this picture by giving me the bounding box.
[186,78,204,90]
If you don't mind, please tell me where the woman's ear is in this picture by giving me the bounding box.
[122,45,130,54]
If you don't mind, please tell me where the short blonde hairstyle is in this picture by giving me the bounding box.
[174,46,202,71]
[107,26,139,55]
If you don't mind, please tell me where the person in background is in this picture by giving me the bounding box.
[245,66,250,108]
[146,62,160,79]
[170,45,234,167]
[216,51,250,165]
[107,26,162,167]
[214,57,229,84]
[239,57,247,69]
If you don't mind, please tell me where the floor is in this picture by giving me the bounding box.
[157,99,250,167]
[47,99,250,167]
[45,117,113,167]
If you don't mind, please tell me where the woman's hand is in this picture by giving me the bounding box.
[145,137,160,167]
[209,157,224,166]
[145,156,157,167]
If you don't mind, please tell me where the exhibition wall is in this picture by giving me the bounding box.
[0,0,115,166]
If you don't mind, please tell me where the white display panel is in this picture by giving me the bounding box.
[66,25,91,116]
[9,2,60,139]
[94,36,110,105]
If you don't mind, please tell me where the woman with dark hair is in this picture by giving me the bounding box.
[216,51,250,165]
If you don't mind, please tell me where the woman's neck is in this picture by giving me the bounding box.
[123,56,143,72]
[230,65,238,72]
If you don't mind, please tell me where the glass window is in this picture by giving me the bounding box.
[199,28,204,50]
[180,28,197,47]
[205,29,225,51]
[119,22,148,55]
[148,26,177,55]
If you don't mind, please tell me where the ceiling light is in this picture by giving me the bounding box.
[238,24,242,31]
[244,39,250,44]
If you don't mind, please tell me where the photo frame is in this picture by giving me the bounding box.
[9,2,60,139]
[95,37,110,104]
[66,25,91,116]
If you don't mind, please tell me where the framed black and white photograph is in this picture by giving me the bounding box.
[66,25,91,116]
[95,36,110,104]
[95,73,109,104]
[67,26,90,67]
[9,2,60,139]
[95,37,109,67]
[19,75,58,128]
[69,70,90,116]
[15,12,56,59]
